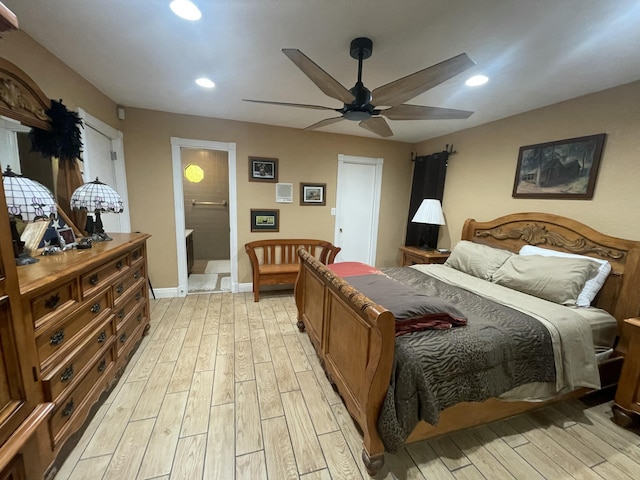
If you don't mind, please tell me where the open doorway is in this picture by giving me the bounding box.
[171,138,238,297]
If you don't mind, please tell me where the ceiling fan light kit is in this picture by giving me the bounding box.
[244,36,476,137]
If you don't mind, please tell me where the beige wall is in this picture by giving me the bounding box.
[123,108,413,287]
[415,80,640,248]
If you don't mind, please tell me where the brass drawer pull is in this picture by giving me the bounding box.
[50,329,65,345]
[133,271,140,279]
[120,333,127,343]
[62,400,74,417]
[91,302,101,314]
[97,331,107,344]
[118,309,125,319]
[60,365,74,382]
[116,283,124,294]
[133,251,140,260]
[116,260,124,270]
[89,274,99,285]
[45,293,61,309]
[135,292,142,301]
[98,359,107,372]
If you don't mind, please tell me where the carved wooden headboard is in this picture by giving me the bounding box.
[461,212,640,344]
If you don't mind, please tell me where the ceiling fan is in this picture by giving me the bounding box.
[243,37,476,138]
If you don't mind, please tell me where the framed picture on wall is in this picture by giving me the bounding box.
[249,156,278,183]
[300,183,326,206]
[512,133,606,199]
[250,209,279,232]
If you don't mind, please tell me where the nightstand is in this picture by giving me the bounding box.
[399,246,450,266]
[612,318,640,429]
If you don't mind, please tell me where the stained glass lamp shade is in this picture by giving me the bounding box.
[2,165,57,221]
[70,177,123,241]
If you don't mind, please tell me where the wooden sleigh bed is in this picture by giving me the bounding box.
[294,212,640,476]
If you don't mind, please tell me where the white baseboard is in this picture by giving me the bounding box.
[150,287,180,298]
[238,282,253,293]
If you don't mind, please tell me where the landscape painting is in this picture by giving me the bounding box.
[512,133,606,199]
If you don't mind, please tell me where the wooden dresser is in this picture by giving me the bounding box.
[16,233,151,477]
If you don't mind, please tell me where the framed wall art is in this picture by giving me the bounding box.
[249,156,278,183]
[300,183,326,206]
[250,209,279,232]
[512,133,606,199]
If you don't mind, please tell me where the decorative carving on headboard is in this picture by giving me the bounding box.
[476,223,625,259]
[0,57,51,131]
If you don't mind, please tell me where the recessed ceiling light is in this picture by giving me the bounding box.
[465,75,489,87]
[170,0,202,21]
[195,78,215,88]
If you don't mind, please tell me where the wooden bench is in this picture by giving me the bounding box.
[245,239,341,302]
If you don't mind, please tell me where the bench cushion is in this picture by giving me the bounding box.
[259,264,299,275]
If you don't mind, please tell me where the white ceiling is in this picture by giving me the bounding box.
[5,0,640,143]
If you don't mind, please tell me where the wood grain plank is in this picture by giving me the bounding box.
[384,448,427,480]
[450,430,516,480]
[318,430,363,480]
[157,327,188,363]
[217,323,235,355]
[212,353,235,405]
[297,370,338,435]
[235,316,251,342]
[487,420,529,448]
[251,328,271,364]
[126,340,165,382]
[235,339,255,382]
[180,370,214,437]
[236,380,264,455]
[131,361,175,420]
[271,346,299,392]
[183,316,205,347]
[284,334,311,372]
[203,295,221,335]
[137,391,189,479]
[203,404,235,480]
[281,390,326,474]
[262,416,299,480]
[83,380,147,458]
[67,455,111,480]
[166,346,199,393]
[452,465,488,480]
[102,418,154,480]
[331,402,369,479]
[195,334,218,372]
[170,433,207,480]
[514,442,576,480]
[429,435,472,471]
[236,451,268,480]
[406,441,456,480]
[255,362,284,419]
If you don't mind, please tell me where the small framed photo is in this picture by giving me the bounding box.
[249,156,278,183]
[251,209,279,232]
[300,183,326,206]
[56,227,77,248]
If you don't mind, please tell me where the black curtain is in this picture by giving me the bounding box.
[405,152,448,249]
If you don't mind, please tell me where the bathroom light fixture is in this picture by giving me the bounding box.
[170,0,202,21]
[465,74,489,87]
[195,77,215,88]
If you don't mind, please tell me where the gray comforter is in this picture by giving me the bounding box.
[375,267,556,451]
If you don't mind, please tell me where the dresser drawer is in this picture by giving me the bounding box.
[116,303,147,355]
[130,245,144,265]
[50,346,115,447]
[36,290,110,368]
[42,315,115,402]
[113,264,145,305]
[114,284,146,329]
[30,280,79,330]
[80,254,129,299]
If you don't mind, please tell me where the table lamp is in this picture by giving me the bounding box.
[2,165,57,264]
[411,198,445,250]
[70,177,123,242]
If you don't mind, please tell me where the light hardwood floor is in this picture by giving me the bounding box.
[55,292,640,480]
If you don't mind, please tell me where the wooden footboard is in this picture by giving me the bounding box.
[294,248,395,474]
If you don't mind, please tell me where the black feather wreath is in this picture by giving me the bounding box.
[29,99,83,162]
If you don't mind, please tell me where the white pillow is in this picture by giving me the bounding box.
[519,245,611,307]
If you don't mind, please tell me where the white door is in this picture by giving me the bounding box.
[79,108,130,233]
[334,154,383,264]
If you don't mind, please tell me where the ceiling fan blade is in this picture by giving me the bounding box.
[243,99,338,111]
[282,49,355,104]
[304,116,345,131]
[372,53,476,107]
[359,117,393,137]
[383,104,474,120]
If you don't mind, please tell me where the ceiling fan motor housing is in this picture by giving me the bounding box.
[350,37,373,60]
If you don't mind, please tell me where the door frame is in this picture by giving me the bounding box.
[171,137,238,296]
[78,108,131,232]
[334,154,383,265]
